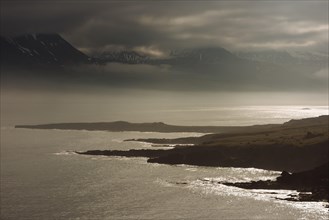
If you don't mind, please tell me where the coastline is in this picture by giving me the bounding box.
[222,162,329,203]
[15,121,279,133]
[20,115,329,204]
[76,116,329,172]
[76,116,328,204]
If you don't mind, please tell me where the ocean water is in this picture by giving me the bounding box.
[1,105,329,219]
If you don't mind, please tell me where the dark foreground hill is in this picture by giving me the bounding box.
[76,116,329,172]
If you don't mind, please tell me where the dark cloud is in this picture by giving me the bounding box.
[1,2,93,34]
[1,1,328,53]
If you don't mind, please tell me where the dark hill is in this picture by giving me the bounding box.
[74,116,329,172]
[1,33,91,68]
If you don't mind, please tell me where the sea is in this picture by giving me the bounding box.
[1,105,329,219]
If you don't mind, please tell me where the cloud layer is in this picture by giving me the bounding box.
[1,1,328,54]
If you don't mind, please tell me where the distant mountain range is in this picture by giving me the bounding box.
[95,51,150,64]
[1,33,327,90]
[95,47,239,65]
[2,33,327,68]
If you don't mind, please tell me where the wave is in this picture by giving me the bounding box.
[53,151,77,156]
[186,179,328,218]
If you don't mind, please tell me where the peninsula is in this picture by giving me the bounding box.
[76,115,328,172]
[15,121,277,133]
[75,115,329,203]
[18,115,329,203]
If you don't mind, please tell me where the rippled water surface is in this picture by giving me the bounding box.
[1,105,328,219]
[1,130,328,219]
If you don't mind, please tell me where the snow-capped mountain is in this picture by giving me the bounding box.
[95,51,150,64]
[95,47,238,65]
[1,33,326,86]
[1,33,326,91]
[1,33,91,67]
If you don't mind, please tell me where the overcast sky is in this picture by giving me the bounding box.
[1,0,328,55]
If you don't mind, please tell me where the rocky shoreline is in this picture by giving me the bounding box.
[75,116,329,204]
[77,148,329,204]
[77,138,328,172]
[222,162,329,203]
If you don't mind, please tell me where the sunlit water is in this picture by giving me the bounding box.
[1,106,328,219]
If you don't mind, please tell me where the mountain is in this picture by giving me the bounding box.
[95,51,150,64]
[158,47,302,90]
[2,33,327,71]
[168,47,237,64]
[1,33,326,91]
[94,47,240,66]
[0,33,91,68]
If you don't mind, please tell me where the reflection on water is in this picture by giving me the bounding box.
[185,179,328,219]
[1,105,328,219]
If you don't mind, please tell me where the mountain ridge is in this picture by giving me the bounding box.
[4,33,327,68]
[1,33,91,67]
[1,33,327,92]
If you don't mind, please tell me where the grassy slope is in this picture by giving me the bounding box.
[79,116,328,172]
[147,116,329,172]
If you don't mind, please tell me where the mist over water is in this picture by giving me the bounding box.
[1,85,328,127]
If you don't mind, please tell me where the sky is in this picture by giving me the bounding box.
[0,0,328,105]
[1,0,328,55]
